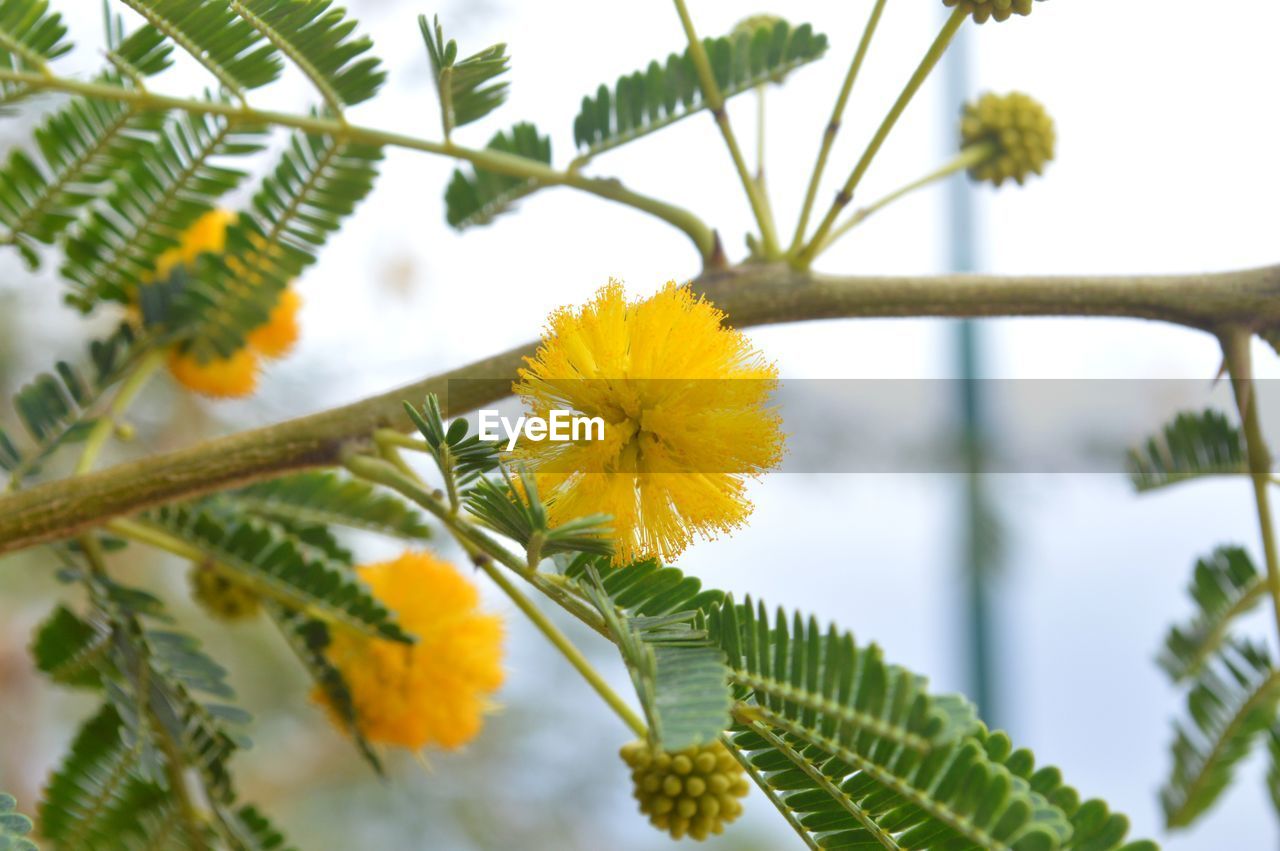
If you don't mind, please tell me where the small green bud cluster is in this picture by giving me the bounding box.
[620,739,750,841]
[961,91,1056,187]
[943,0,1039,24]
[189,563,260,621]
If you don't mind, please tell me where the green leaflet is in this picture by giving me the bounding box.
[572,18,828,158]
[0,0,70,74]
[225,471,432,541]
[577,559,733,751]
[171,130,382,361]
[444,122,551,230]
[265,602,384,776]
[0,321,146,484]
[420,14,509,135]
[143,505,413,642]
[60,110,268,311]
[1127,409,1248,492]
[231,0,385,109]
[115,0,282,94]
[0,792,38,851]
[37,704,174,851]
[981,731,1158,851]
[0,25,172,259]
[30,604,109,689]
[1162,640,1280,829]
[1160,546,1265,682]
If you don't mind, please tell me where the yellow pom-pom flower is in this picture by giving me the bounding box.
[513,281,783,565]
[961,91,1056,187]
[246,288,303,360]
[189,563,260,621]
[152,209,303,398]
[167,347,260,399]
[621,739,750,841]
[315,551,504,751]
[943,0,1038,24]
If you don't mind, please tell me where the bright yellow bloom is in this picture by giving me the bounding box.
[153,209,302,397]
[316,551,505,751]
[166,347,260,399]
[246,288,302,359]
[514,281,783,565]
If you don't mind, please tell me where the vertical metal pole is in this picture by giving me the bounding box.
[942,18,1000,724]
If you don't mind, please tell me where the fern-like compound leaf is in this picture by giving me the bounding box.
[143,505,413,642]
[231,0,385,109]
[710,598,1088,849]
[0,26,172,258]
[30,604,109,689]
[444,122,550,230]
[0,0,70,69]
[572,18,827,159]
[60,110,268,311]
[0,322,147,483]
[420,14,509,135]
[0,792,38,851]
[1162,640,1280,829]
[577,558,733,751]
[1127,409,1248,492]
[170,129,382,361]
[266,602,384,776]
[37,704,173,851]
[226,471,432,540]
[116,0,282,94]
[0,0,70,112]
[1160,546,1264,682]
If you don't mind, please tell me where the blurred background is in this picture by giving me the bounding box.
[2,0,1279,848]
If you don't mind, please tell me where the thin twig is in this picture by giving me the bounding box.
[672,0,781,257]
[1219,327,1280,638]
[789,0,888,253]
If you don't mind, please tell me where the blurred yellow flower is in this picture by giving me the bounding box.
[514,281,782,565]
[316,551,505,751]
[246,288,302,359]
[151,209,303,398]
[167,347,260,399]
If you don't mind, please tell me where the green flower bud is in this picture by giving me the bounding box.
[620,739,750,841]
[943,0,1040,24]
[960,91,1056,187]
[189,563,260,621]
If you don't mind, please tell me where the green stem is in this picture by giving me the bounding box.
[797,8,966,267]
[789,0,888,254]
[1220,328,1280,638]
[0,68,716,264]
[672,0,780,258]
[814,143,993,256]
[341,453,608,636]
[74,349,164,476]
[475,557,646,737]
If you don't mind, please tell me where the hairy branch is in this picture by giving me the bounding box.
[1,262,1278,555]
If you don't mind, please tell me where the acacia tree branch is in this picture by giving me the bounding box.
[1,261,1278,556]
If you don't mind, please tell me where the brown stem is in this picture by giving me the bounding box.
[1,262,1279,555]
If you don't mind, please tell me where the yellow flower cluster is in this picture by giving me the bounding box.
[315,551,505,751]
[150,210,302,399]
[621,739,750,841]
[188,563,260,621]
[514,281,783,565]
[961,91,1056,187]
[943,0,1037,24]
